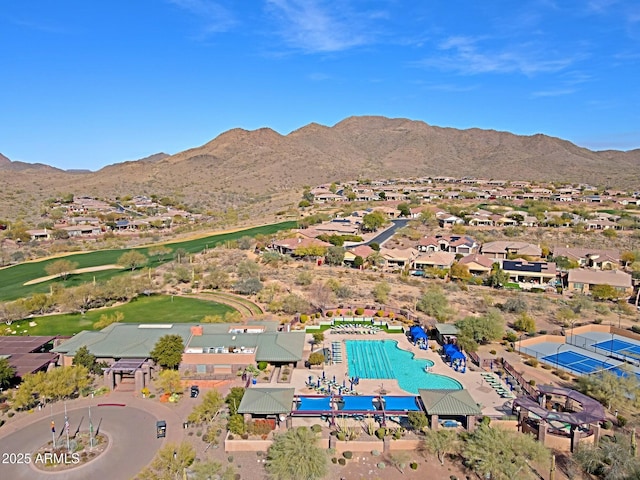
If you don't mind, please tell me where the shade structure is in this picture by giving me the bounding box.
[339,395,376,411]
[382,396,420,411]
[409,326,428,342]
[449,350,466,360]
[297,396,332,412]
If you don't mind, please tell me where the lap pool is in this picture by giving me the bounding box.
[346,340,462,394]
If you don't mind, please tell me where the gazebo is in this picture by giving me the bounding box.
[443,344,466,372]
[418,389,481,431]
[512,384,606,452]
[409,326,429,349]
[237,388,295,427]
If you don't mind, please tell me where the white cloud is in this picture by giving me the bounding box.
[265,0,374,52]
[530,88,576,98]
[419,35,577,76]
[168,0,235,34]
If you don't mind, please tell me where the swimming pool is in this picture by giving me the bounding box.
[345,340,462,394]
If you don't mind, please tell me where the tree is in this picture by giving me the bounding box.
[502,295,528,313]
[237,259,260,279]
[45,259,78,280]
[591,284,625,301]
[513,312,536,334]
[397,203,411,217]
[266,427,328,480]
[407,411,428,432]
[456,309,504,345]
[621,251,636,267]
[308,352,325,366]
[0,357,16,388]
[136,442,195,480]
[72,345,104,375]
[311,332,325,350]
[156,369,183,394]
[362,211,387,232]
[225,387,245,415]
[148,246,172,263]
[353,255,364,269]
[462,424,550,480]
[187,390,225,425]
[233,277,263,295]
[117,250,148,271]
[416,285,452,321]
[449,262,471,281]
[0,300,28,325]
[422,429,461,465]
[575,368,640,412]
[487,264,509,288]
[573,433,640,480]
[94,311,124,330]
[294,245,328,258]
[372,281,391,303]
[325,246,345,266]
[150,334,185,369]
[281,294,311,314]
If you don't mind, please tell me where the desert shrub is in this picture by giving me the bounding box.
[617,415,628,427]
[257,361,268,371]
[300,314,309,323]
[375,427,387,439]
[503,296,528,313]
[377,462,386,469]
[331,457,337,464]
[525,358,539,368]
[602,420,613,430]
[338,458,346,465]
[336,432,346,441]
[410,462,418,470]
[311,424,322,433]
[505,332,518,343]
[529,379,536,386]
[632,325,640,334]
[343,451,353,459]
[326,310,333,317]
[371,449,381,457]
[228,455,234,463]
[355,308,364,315]
[489,350,497,355]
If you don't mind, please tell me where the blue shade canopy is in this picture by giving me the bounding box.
[297,396,332,411]
[382,396,420,411]
[339,396,376,411]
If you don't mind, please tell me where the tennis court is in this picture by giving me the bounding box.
[541,350,619,375]
[591,339,640,360]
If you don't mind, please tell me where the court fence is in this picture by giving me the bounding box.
[568,333,640,366]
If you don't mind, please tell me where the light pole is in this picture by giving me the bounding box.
[556,343,565,373]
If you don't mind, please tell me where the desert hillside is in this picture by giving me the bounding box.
[1,116,639,221]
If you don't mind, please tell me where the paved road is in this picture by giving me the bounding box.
[365,218,409,246]
[0,392,185,480]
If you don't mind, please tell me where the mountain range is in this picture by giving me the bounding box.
[2,116,639,221]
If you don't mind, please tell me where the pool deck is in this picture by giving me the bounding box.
[267,330,511,417]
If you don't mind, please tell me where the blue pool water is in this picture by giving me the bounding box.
[345,340,462,394]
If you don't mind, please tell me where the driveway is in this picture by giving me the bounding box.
[365,218,409,246]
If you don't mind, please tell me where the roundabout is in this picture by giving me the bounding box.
[0,404,162,479]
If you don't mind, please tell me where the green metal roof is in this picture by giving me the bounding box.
[52,323,193,358]
[418,389,482,416]
[188,334,260,349]
[237,388,295,415]
[434,323,459,335]
[255,332,305,362]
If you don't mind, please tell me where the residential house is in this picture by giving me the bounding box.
[551,247,620,270]
[379,247,418,270]
[480,241,542,260]
[269,237,332,256]
[343,245,375,266]
[502,260,557,284]
[26,229,51,241]
[458,254,495,276]
[417,235,479,257]
[566,269,633,296]
[436,212,464,228]
[412,251,456,271]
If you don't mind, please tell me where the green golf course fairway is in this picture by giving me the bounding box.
[0,221,296,301]
[3,295,235,337]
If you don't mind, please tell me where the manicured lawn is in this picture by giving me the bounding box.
[3,295,235,337]
[0,221,296,301]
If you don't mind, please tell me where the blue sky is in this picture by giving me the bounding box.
[2,0,639,171]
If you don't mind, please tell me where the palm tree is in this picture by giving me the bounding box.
[266,427,328,480]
